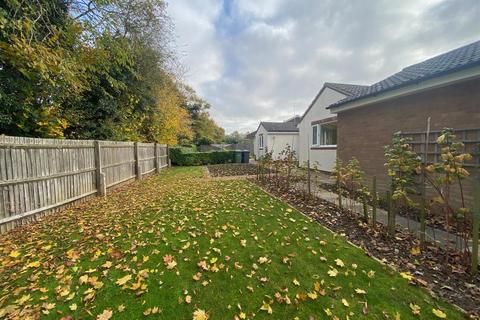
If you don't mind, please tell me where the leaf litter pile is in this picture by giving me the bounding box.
[0,167,466,319]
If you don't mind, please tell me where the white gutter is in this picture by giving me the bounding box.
[329,65,480,114]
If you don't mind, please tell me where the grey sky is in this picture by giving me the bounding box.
[167,0,480,133]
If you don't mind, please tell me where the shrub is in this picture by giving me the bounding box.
[170,148,235,166]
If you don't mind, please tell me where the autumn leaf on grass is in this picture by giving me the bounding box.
[193,309,209,320]
[355,288,366,295]
[409,303,421,315]
[163,255,177,269]
[97,309,113,320]
[334,258,344,267]
[260,301,273,314]
[41,303,55,315]
[193,272,202,281]
[327,268,338,277]
[26,261,41,268]
[66,249,80,261]
[240,239,247,247]
[116,274,132,286]
[292,278,300,286]
[79,275,89,285]
[341,299,349,307]
[307,291,318,300]
[432,308,447,318]
[198,260,209,271]
[258,256,268,264]
[9,251,20,258]
[15,294,31,305]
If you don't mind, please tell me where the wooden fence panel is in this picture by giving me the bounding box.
[138,143,155,175]
[100,141,136,188]
[0,135,169,232]
[400,128,480,208]
[0,136,96,232]
[400,128,480,167]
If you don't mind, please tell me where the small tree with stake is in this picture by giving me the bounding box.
[423,128,472,261]
[384,133,422,237]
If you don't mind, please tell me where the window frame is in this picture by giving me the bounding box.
[318,121,337,147]
[311,124,319,147]
[258,134,264,149]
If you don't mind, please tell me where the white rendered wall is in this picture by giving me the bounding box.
[298,87,346,171]
[267,133,299,160]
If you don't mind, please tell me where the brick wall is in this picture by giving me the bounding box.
[337,77,480,209]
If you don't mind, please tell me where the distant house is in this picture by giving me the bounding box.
[328,40,480,206]
[253,116,301,160]
[297,82,367,172]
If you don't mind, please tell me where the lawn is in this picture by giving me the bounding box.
[0,167,464,319]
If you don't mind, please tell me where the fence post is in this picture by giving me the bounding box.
[471,179,479,275]
[167,145,171,167]
[154,142,159,173]
[134,142,141,180]
[372,176,377,227]
[94,140,106,196]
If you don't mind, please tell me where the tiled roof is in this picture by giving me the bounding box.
[324,83,369,97]
[260,121,299,133]
[298,82,367,122]
[330,40,480,108]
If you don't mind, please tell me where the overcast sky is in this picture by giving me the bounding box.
[167,0,479,134]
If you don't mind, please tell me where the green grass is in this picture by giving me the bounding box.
[0,167,464,319]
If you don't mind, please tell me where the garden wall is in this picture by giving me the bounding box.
[0,135,169,232]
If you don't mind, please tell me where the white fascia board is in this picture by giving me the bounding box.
[329,66,480,114]
[266,132,299,135]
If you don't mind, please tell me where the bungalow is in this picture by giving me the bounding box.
[328,40,480,206]
[253,116,300,160]
[297,82,368,172]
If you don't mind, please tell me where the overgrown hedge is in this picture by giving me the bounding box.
[170,148,235,166]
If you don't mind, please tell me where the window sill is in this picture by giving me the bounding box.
[310,145,337,150]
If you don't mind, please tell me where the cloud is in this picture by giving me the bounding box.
[167,0,479,133]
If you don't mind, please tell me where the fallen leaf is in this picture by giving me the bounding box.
[432,308,447,318]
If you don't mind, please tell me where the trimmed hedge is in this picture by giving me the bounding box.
[170,148,235,166]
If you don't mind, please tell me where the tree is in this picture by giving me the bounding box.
[225,131,245,144]
[0,0,223,144]
[0,0,90,137]
[180,85,224,145]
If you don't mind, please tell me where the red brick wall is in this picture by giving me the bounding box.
[337,77,480,208]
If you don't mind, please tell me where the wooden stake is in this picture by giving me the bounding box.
[307,160,311,196]
[471,178,479,275]
[372,176,377,227]
[387,191,394,237]
[420,117,430,248]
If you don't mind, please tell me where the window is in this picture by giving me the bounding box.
[311,122,337,147]
[312,125,319,146]
[258,134,264,149]
[319,122,337,146]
